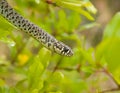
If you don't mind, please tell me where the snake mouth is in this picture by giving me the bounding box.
[66,50,74,57]
[69,50,74,56]
[61,46,73,57]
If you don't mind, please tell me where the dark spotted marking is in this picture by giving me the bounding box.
[0,0,73,56]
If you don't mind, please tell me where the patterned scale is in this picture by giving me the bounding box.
[0,0,73,56]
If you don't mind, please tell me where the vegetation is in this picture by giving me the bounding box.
[0,0,120,93]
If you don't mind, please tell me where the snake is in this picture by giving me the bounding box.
[0,0,73,56]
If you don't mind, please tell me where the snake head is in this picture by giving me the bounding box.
[53,41,73,57]
[61,45,73,56]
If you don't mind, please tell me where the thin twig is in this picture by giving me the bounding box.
[45,0,57,6]
[99,67,120,93]
[58,67,75,71]
[103,68,120,88]
[100,88,120,93]
[52,57,63,73]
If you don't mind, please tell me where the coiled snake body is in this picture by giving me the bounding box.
[0,0,73,56]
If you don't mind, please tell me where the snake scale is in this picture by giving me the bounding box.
[0,0,73,56]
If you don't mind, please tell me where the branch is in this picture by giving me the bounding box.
[52,57,63,73]
[100,88,120,93]
[45,0,57,6]
[103,68,120,88]
[100,67,120,93]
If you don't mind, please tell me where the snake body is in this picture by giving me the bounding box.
[0,0,73,56]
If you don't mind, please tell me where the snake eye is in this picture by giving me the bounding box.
[62,46,73,56]
[63,47,69,53]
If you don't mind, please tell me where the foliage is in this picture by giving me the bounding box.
[96,13,120,84]
[0,0,120,93]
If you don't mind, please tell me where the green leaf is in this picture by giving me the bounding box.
[81,66,94,77]
[96,38,120,83]
[28,57,44,91]
[31,89,39,93]
[103,12,120,39]
[51,71,64,83]
[57,10,69,32]
[96,13,120,83]
[0,37,15,47]
[0,87,19,93]
[9,87,19,93]
[53,0,97,20]
[0,79,5,87]
[0,86,9,93]
[0,15,15,46]
[38,48,51,68]
[79,22,99,32]
[62,71,87,93]
[68,12,81,32]
[48,92,62,93]
[0,16,14,31]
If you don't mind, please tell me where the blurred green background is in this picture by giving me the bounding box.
[0,0,120,93]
